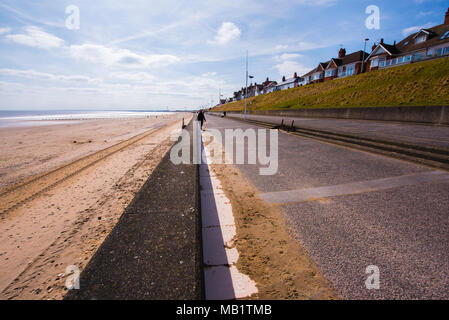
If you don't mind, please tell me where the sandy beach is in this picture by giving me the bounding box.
[0,113,189,300]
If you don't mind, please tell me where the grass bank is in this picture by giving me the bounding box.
[213,57,449,112]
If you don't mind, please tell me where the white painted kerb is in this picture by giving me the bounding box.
[200,131,258,300]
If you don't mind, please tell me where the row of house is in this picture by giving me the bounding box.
[230,73,301,102]
[225,8,449,103]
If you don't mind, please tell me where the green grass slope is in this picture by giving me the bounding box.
[213,57,449,112]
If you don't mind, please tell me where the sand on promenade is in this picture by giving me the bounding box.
[0,113,190,300]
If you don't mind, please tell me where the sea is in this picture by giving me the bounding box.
[0,110,174,128]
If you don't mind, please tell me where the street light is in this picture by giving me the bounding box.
[244,51,254,119]
[362,38,369,73]
[219,89,224,105]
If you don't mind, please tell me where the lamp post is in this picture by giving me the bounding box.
[219,88,224,105]
[244,51,254,119]
[362,38,369,73]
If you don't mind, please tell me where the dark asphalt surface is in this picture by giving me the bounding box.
[206,115,449,300]
[65,122,203,300]
[227,113,449,149]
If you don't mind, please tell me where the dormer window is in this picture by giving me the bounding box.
[441,31,449,40]
[415,35,427,44]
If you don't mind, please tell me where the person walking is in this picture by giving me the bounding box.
[197,110,206,131]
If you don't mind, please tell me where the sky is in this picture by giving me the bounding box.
[0,0,447,110]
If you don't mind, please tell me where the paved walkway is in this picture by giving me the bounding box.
[206,115,449,299]
[227,113,449,149]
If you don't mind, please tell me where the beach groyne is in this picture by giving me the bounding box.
[65,120,203,300]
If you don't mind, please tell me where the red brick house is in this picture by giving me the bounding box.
[311,62,329,83]
[298,68,317,86]
[324,48,370,81]
[276,73,301,90]
[261,77,278,94]
[366,7,449,71]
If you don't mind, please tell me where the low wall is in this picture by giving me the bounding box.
[221,106,449,125]
[65,121,203,300]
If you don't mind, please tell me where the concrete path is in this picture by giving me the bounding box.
[205,115,449,300]
[65,122,203,300]
[227,113,449,149]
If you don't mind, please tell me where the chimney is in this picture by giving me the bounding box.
[372,43,377,51]
[338,48,346,58]
[293,72,298,78]
[282,76,286,82]
[380,38,384,44]
[445,7,449,25]
[393,40,396,46]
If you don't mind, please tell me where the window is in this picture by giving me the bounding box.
[338,67,344,77]
[325,69,335,77]
[412,52,424,61]
[404,55,411,62]
[398,57,404,63]
[444,47,449,55]
[374,47,387,54]
[415,35,427,44]
[346,65,355,76]
[371,58,379,67]
[440,31,449,40]
[386,60,391,66]
[403,41,409,46]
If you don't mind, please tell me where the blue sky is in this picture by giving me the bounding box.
[0,0,447,110]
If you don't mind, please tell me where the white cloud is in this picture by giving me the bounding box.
[69,44,180,68]
[109,71,156,83]
[201,72,217,77]
[275,60,311,77]
[0,68,102,84]
[0,27,11,35]
[278,53,303,61]
[0,70,235,109]
[5,26,64,49]
[210,22,241,45]
[275,52,311,76]
[275,44,289,51]
[402,22,435,36]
